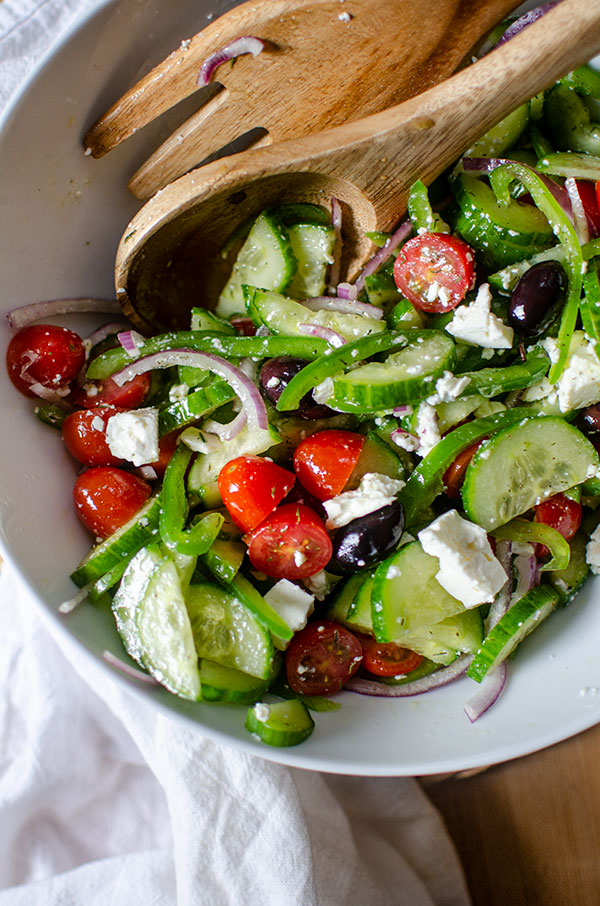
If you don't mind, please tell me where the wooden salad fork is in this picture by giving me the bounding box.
[113,0,600,333]
[83,0,521,200]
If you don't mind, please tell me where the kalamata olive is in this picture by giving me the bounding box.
[576,403,600,453]
[507,261,566,337]
[259,356,335,419]
[330,499,405,573]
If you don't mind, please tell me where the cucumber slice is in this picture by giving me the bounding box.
[286,223,336,299]
[451,171,554,269]
[345,572,375,633]
[245,699,315,747]
[216,210,296,318]
[325,572,365,624]
[158,380,235,435]
[135,552,202,700]
[199,659,273,703]
[190,308,235,334]
[200,539,246,583]
[329,331,456,412]
[462,416,599,531]
[186,581,274,679]
[548,530,590,604]
[70,494,161,587]
[245,287,384,342]
[276,203,332,226]
[347,431,406,488]
[467,585,560,682]
[187,424,280,500]
[371,541,465,644]
[112,545,163,666]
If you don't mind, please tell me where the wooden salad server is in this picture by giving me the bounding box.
[113,0,600,332]
[83,0,522,200]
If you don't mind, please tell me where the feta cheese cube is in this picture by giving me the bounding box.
[586,523,600,575]
[264,579,315,649]
[323,472,405,529]
[106,408,159,467]
[445,283,514,348]
[418,509,508,608]
[426,370,471,405]
[415,403,441,457]
[534,332,600,413]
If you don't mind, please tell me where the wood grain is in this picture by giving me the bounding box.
[426,724,600,905]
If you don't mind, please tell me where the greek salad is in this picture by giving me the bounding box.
[7,10,600,748]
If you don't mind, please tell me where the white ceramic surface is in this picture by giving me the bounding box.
[2,0,600,776]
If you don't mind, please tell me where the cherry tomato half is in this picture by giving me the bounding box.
[534,492,582,558]
[285,619,363,695]
[73,467,152,539]
[577,179,600,236]
[145,430,181,480]
[293,430,364,501]
[62,406,125,467]
[218,455,296,533]
[356,634,423,678]
[7,325,86,397]
[393,233,475,313]
[443,439,487,499]
[247,503,332,579]
[70,373,151,409]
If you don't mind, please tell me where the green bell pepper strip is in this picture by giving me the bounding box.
[86,332,331,382]
[275,329,432,413]
[158,379,236,436]
[491,518,570,572]
[537,151,600,181]
[398,408,538,526]
[407,179,449,234]
[543,83,600,156]
[488,161,584,384]
[579,258,600,358]
[160,444,224,555]
[34,403,67,429]
[560,65,600,99]
[457,349,550,398]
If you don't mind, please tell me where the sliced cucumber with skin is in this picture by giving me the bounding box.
[70,494,161,587]
[200,539,246,584]
[345,572,375,633]
[245,699,315,747]
[186,581,274,679]
[467,585,560,683]
[112,545,164,666]
[548,530,590,604]
[216,209,296,318]
[135,551,202,700]
[462,416,600,531]
[371,540,466,644]
[346,431,406,488]
[451,170,555,269]
[325,572,365,624]
[190,307,235,334]
[158,380,236,435]
[328,331,456,412]
[286,222,336,299]
[199,659,276,703]
[245,286,384,341]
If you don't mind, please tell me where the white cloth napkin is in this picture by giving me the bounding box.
[0,3,472,903]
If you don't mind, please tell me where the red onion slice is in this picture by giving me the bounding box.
[7,297,121,330]
[496,1,561,45]
[346,654,474,697]
[353,219,413,295]
[198,36,264,86]
[202,409,247,441]
[111,348,268,431]
[117,329,146,356]
[301,295,383,320]
[58,585,91,614]
[297,323,347,347]
[86,321,131,348]
[565,177,590,244]
[464,662,508,722]
[484,539,512,633]
[336,282,358,301]
[102,650,159,685]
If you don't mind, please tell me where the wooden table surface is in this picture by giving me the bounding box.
[424,723,600,905]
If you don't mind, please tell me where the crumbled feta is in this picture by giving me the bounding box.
[445,283,514,348]
[323,472,405,529]
[302,570,333,601]
[312,376,334,404]
[168,383,189,402]
[253,703,271,722]
[264,579,315,649]
[415,403,441,457]
[90,415,104,432]
[426,370,471,405]
[529,333,600,413]
[106,408,159,467]
[586,523,600,575]
[266,376,280,389]
[418,510,508,608]
[392,430,420,453]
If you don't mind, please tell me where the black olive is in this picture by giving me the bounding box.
[507,261,566,337]
[259,356,335,419]
[330,499,405,573]
[576,403,600,453]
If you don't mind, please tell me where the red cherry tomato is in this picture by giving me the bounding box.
[285,619,363,695]
[293,430,364,501]
[576,179,600,236]
[218,455,296,533]
[144,430,181,479]
[6,324,86,397]
[73,467,152,539]
[393,233,475,312]
[247,503,332,579]
[443,438,487,499]
[70,373,151,409]
[534,492,582,558]
[62,406,126,467]
[596,181,600,224]
[356,634,423,677]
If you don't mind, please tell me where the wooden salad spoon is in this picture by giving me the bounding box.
[114,0,600,332]
[84,0,522,200]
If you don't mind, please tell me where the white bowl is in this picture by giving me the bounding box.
[2,0,600,776]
